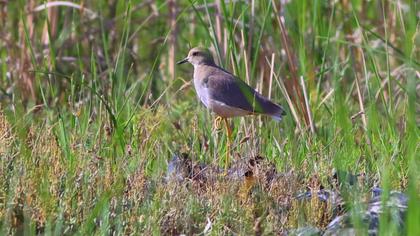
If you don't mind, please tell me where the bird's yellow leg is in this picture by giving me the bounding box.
[213,116,223,131]
[223,118,232,173]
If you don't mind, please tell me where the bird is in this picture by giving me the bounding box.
[177,47,285,170]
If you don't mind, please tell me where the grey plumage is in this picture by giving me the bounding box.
[178,47,285,121]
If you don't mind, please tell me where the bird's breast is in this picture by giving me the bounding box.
[193,75,210,108]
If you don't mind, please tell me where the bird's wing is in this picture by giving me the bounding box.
[206,68,284,117]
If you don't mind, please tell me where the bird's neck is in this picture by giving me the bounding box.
[193,61,216,69]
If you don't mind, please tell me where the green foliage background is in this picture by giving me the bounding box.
[0,0,419,234]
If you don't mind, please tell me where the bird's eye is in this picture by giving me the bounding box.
[192,52,199,56]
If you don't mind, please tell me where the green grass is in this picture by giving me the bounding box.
[0,0,419,235]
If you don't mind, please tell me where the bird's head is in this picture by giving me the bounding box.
[177,47,215,66]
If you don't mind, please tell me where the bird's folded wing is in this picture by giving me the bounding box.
[207,72,281,115]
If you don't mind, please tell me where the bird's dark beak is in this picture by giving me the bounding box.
[176,57,189,65]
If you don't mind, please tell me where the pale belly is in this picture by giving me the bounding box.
[193,79,251,118]
[208,100,252,118]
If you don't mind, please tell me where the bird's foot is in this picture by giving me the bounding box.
[213,116,223,131]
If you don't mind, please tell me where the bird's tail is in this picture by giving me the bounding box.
[269,105,286,122]
[254,96,286,122]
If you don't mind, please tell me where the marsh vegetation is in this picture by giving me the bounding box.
[0,0,419,235]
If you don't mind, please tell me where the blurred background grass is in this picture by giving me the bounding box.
[0,0,419,235]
